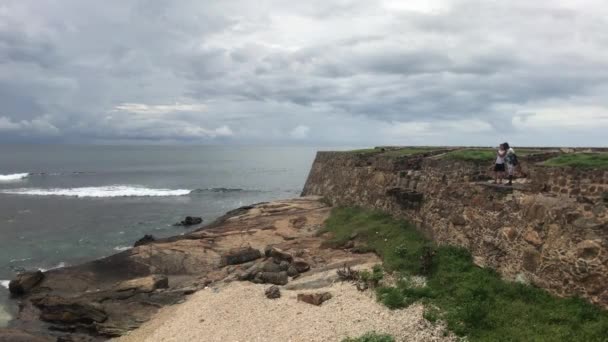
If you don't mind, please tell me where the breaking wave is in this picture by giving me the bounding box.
[0,173,29,182]
[0,280,9,289]
[0,186,192,198]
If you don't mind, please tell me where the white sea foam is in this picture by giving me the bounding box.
[38,262,67,272]
[0,280,9,289]
[0,185,191,198]
[113,246,131,251]
[0,173,29,182]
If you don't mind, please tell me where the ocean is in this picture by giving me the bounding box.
[0,145,328,326]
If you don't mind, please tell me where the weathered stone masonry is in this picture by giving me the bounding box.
[302,151,608,308]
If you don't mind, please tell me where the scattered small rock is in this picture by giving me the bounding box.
[259,271,288,285]
[279,261,290,271]
[269,247,293,263]
[292,258,310,273]
[287,265,299,277]
[297,292,332,306]
[264,285,281,299]
[221,247,262,266]
[174,216,203,227]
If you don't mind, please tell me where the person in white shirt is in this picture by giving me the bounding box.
[494,144,507,184]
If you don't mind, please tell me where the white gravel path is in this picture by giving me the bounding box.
[118,280,453,342]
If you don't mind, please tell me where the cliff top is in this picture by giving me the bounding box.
[333,146,608,169]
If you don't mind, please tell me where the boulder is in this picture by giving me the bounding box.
[0,329,53,342]
[279,261,290,271]
[269,247,293,263]
[9,271,44,296]
[292,258,310,273]
[264,286,281,299]
[174,216,203,227]
[114,275,169,293]
[220,247,262,266]
[264,245,273,258]
[576,240,601,260]
[133,234,155,247]
[287,265,299,277]
[259,272,288,285]
[261,261,281,273]
[238,263,262,281]
[297,292,332,306]
[32,295,107,324]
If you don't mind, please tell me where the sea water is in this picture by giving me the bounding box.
[0,145,337,326]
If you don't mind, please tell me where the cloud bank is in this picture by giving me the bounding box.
[1,0,607,146]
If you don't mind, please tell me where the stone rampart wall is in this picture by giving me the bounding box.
[302,151,608,308]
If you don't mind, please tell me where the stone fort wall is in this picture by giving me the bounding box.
[302,150,608,308]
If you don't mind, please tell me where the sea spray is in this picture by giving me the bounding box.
[0,185,191,198]
[0,173,28,182]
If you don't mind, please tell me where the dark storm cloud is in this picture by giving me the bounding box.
[0,0,607,145]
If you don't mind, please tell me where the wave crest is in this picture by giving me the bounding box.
[0,186,192,198]
[0,173,29,182]
[0,280,9,289]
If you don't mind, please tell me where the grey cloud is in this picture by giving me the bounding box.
[0,0,607,145]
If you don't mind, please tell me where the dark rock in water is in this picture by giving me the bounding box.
[297,292,332,306]
[9,271,44,295]
[265,285,281,299]
[0,328,53,342]
[174,216,203,227]
[32,295,107,324]
[220,247,262,266]
[269,247,293,263]
[259,271,288,285]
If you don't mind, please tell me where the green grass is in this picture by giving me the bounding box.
[444,149,496,162]
[380,147,440,157]
[342,332,395,342]
[543,153,608,169]
[444,148,546,163]
[323,207,608,341]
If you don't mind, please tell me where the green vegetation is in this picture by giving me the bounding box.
[344,147,441,157]
[380,147,440,157]
[324,207,608,341]
[342,332,395,342]
[444,148,546,162]
[543,153,608,169]
[444,149,496,162]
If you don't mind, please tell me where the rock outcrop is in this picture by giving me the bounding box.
[5,198,376,340]
[8,271,44,296]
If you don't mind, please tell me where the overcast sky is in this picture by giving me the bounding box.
[1,0,607,146]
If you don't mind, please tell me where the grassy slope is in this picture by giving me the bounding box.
[345,147,441,157]
[543,153,608,169]
[444,148,544,163]
[322,207,608,342]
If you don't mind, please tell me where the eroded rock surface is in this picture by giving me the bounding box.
[6,197,376,340]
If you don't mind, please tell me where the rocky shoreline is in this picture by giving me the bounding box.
[0,197,395,342]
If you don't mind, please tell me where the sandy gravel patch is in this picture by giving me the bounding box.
[117,280,452,342]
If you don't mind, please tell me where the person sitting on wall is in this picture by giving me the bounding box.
[503,142,518,186]
[494,143,507,184]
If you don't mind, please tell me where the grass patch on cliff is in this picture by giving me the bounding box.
[543,153,608,169]
[342,332,395,342]
[444,148,546,163]
[324,207,608,342]
[380,147,440,157]
[444,149,496,162]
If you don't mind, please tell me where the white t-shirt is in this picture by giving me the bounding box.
[496,150,505,164]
